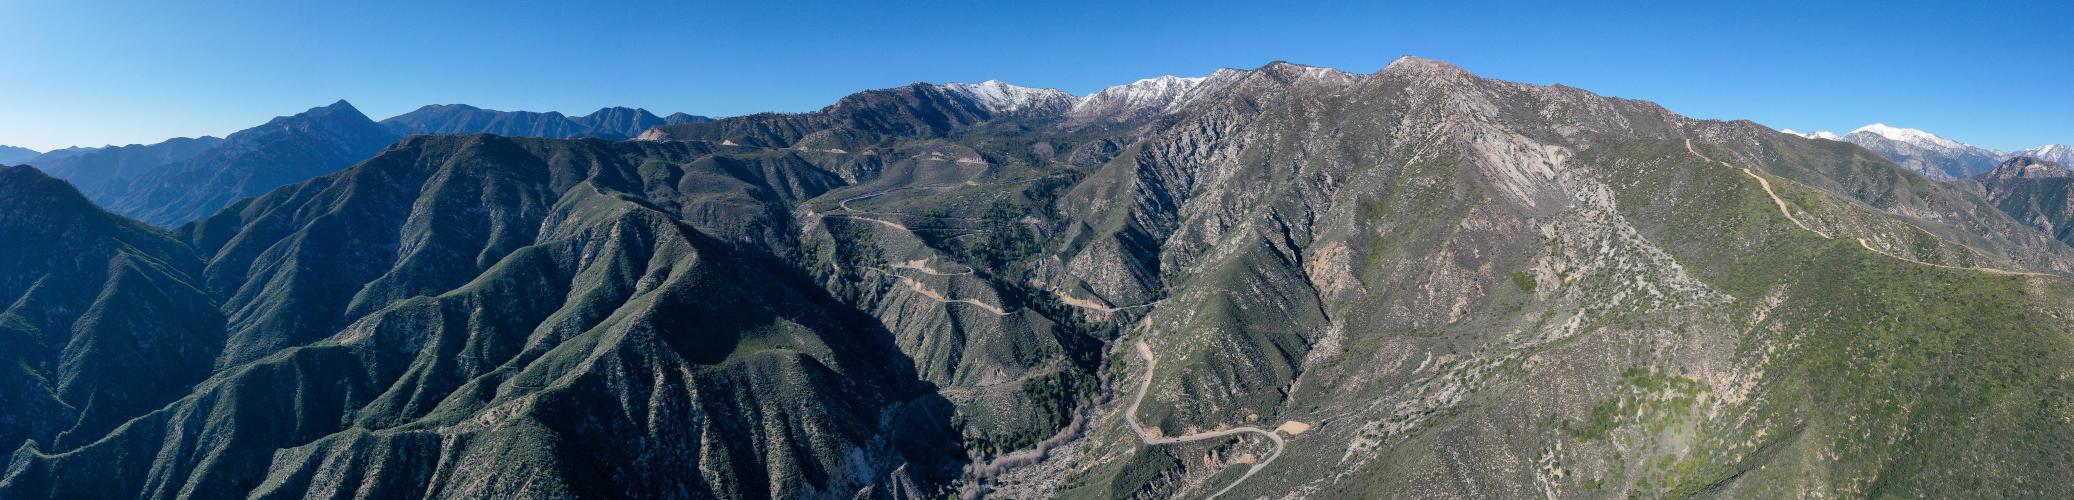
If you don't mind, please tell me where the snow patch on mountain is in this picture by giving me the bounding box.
[2016,144,2074,165]
[1072,75,1210,115]
[940,80,1077,114]
[1781,129,1842,140]
[1851,123,1971,150]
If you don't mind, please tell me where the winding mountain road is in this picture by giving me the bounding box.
[1852,238,2052,277]
[1684,139,1831,238]
[1126,341,1288,499]
[1684,139,2048,278]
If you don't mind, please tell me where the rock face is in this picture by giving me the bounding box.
[1968,156,2074,245]
[7,57,2074,499]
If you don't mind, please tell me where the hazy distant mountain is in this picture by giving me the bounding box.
[7,58,2074,499]
[664,111,712,125]
[102,100,398,226]
[568,106,669,139]
[381,104,708,140]
[33,136,225,199]
[26,145,101,164]
[0,145,39,164]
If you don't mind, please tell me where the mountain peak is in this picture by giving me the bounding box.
[1382,55,1469,76]
[940,80,1076,114]
[2017,144,2074,165]
[1255,61,1353,82]
[1984,156,2071,180]
[1781,128,1842,140]
[294,100,372,124]
[1849,123,1968,150]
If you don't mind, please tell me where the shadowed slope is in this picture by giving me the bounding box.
[0,166,224,455]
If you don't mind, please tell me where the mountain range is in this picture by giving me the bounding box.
[29,136,226,202]
[380,104,711,140]
[23,103,706,227]
[24,145,101,164]
[1785,124,2069,181]
[3,57,2074,498]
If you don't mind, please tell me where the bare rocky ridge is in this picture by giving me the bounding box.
[1964,156,2074,247]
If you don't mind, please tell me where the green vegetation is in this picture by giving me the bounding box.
[1565,368,1705,442]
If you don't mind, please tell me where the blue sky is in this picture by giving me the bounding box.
[1,0,2067,152]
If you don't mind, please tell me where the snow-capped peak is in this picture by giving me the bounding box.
[1082,75,1207,104]
[1065,73,1216,119]
[1781,129,1841,141]
[2017,144,2074,165]
[940,80,1076,114]
[1850,123,1968,150]
[2020,144,2072,156]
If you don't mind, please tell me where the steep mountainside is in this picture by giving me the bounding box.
[5,57,2074,499]
[102,100,398,227]
[381,104,707,140]
[32,136,225,200]
[0,166,223,460]
[1967,156,2074,245]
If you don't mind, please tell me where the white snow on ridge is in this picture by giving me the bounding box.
[949,62,1362,120]
[1851,123,1970,150]
[1073,74,1211,114]
[940,80,1077,113]
[2017,144,2074,164]
[1781,129,1842,140]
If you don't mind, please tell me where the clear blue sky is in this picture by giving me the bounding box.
[2,0,2068,151]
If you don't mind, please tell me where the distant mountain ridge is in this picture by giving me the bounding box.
[102,100,399,227]
[25,146,101,164]
[1784,124,2068,181]
[9,102,714,228]
[32,136,225,200]
[2018,144,2074,165]
[0,145,39,164]
[381,104,710,140]
[1836,124,2005,180]
[1967,156,2074,246]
